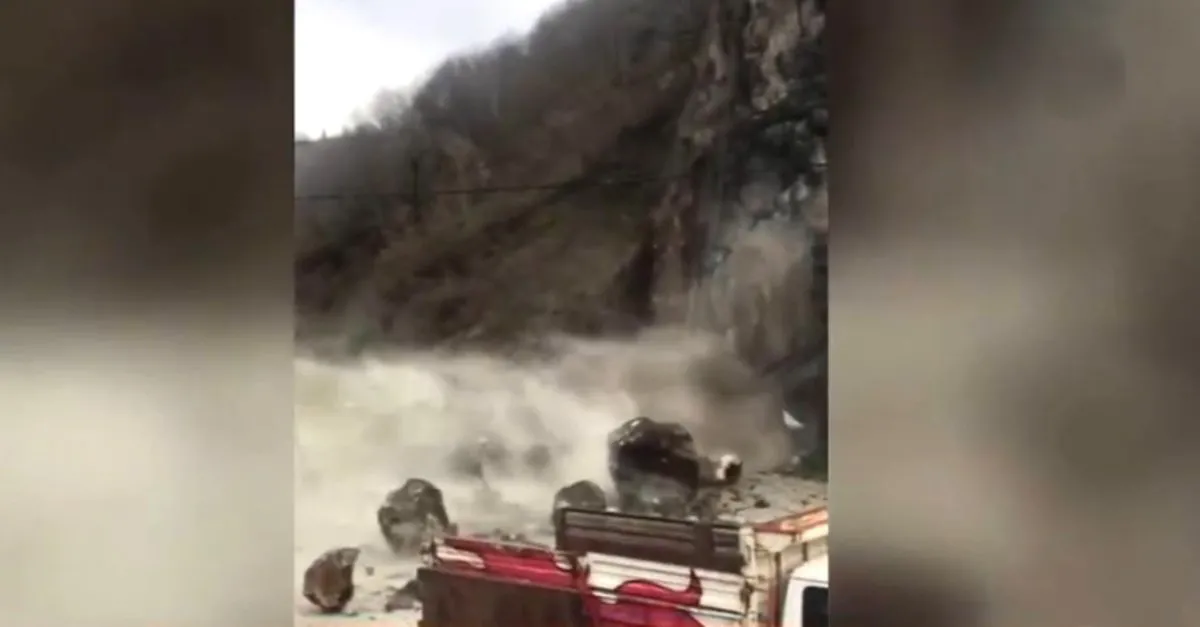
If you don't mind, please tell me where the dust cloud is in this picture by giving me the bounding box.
[294,328,794,568]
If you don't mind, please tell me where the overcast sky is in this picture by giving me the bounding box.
[295,0,564,137]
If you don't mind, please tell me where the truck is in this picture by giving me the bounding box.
[415,503,828,627]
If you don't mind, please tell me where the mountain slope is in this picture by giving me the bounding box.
[294,0,827,464]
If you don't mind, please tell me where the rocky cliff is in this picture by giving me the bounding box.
[294,0,827,470]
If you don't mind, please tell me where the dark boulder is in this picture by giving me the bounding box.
[377,478,454,555]
[302,547,360,614]
[606,416,743,516]
[550,479,608,523]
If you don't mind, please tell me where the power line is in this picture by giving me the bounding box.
[294,171,693,202]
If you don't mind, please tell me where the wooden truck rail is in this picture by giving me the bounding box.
[554,508,744,573]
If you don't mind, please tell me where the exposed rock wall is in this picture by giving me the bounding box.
[651,0,827,442]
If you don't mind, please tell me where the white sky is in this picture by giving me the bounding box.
[295,0,565,138]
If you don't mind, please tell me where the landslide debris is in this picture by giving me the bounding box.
[551,479,609,524]
[302,547,360,614]
[377,478,455,555]
[607,415,742,516]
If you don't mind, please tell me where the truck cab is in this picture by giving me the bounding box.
[781,554,828,627]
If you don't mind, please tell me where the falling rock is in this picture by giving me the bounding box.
[378,478,454,555]
[302,547,360,614]
[523,443,554,474]
[607,416,742,516]
[551,480,608,523]
[608,417,701,485]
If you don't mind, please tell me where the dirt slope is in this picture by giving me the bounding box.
[294,0,825,362]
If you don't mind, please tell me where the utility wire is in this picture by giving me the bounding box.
[294,171,694,202]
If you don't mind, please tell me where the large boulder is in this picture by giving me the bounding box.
[550,479,608,523]
[377,478,454,555]
[302,547,360,614]
[607,416,743,516]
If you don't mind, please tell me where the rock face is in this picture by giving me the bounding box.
[551,479,609,523]
[607,416,742,515]
[377,478,454,555]
[658,0,827,473]
[302,547,360,614]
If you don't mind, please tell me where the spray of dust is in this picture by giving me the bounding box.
[294,328,794,568]
[691,224,821,371]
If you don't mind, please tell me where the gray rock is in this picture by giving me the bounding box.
[607,417,744,517]
[551,479,608,523]
[302,547,360,614]
[377,478,454,555]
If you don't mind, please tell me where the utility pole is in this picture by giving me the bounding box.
[409,156,423,226]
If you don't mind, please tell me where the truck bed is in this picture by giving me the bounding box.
[419,498,829,627]
[715,475,827,525]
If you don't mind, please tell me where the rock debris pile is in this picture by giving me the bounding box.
[300,416,776,615]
